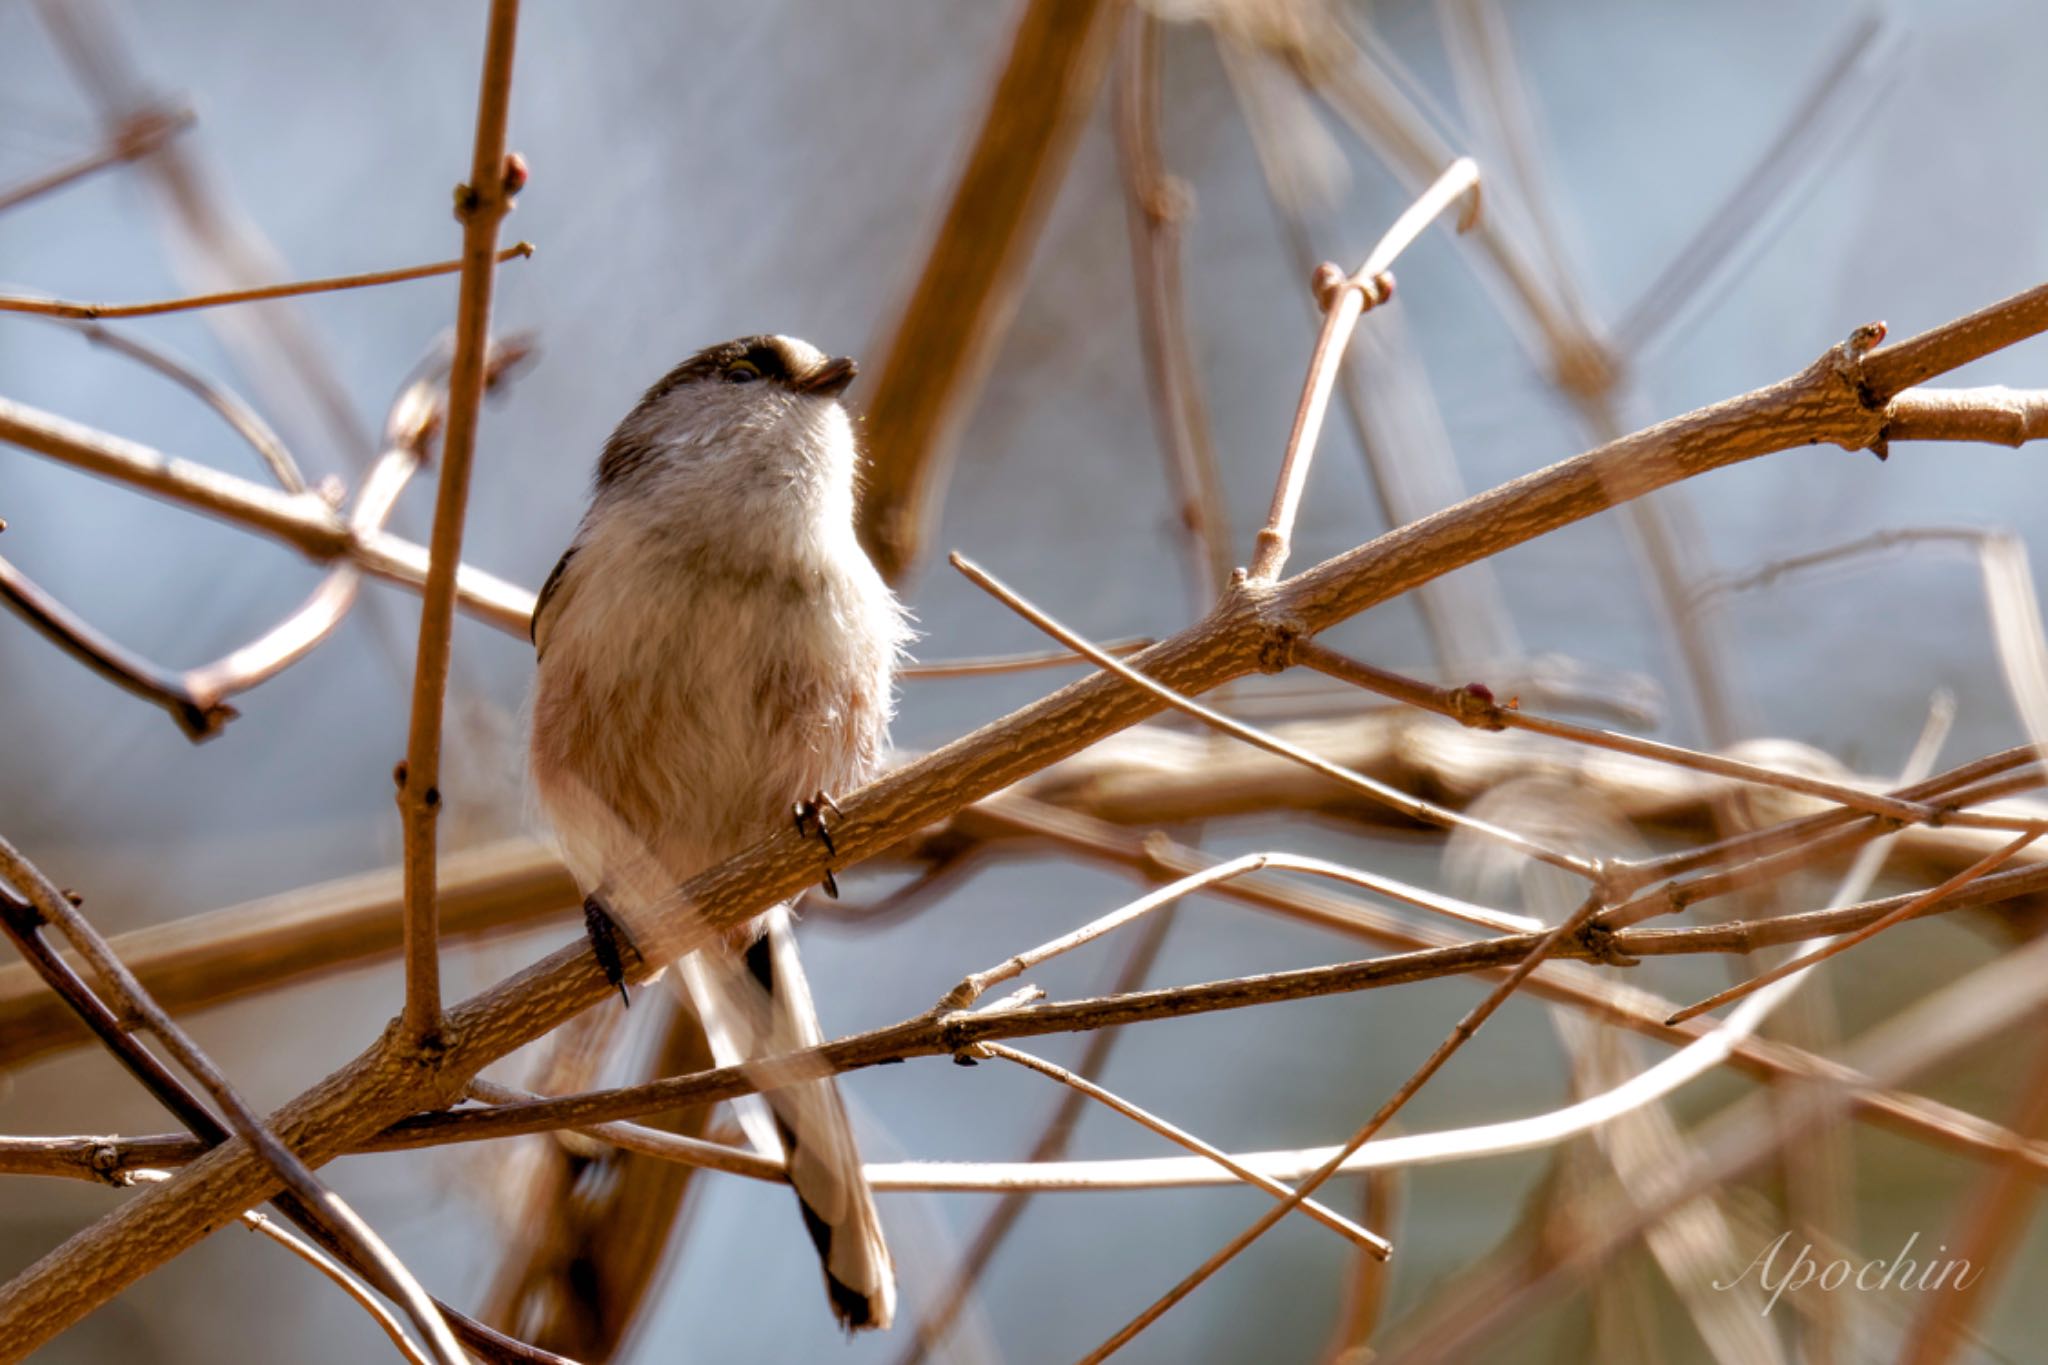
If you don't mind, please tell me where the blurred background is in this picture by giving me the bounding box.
[3,0,2047,1360]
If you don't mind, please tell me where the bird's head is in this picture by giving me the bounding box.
[596,334,860,496]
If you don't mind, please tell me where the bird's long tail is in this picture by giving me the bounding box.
[679,906,896,1331]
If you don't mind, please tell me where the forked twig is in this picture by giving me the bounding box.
[1247,157,1481,582]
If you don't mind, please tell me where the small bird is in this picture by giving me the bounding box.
[527,334,909,1331]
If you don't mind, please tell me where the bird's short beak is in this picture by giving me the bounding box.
[793,354,858,398]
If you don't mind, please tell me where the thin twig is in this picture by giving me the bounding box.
[977,1043,1390,1256]
[0,391,537,631]
[1665,830,2043,1025]
[396,0,523,1047]
[0,551,239,740]
[0,242,534,320]
[61,319,306,491]
[899,892,1182,1365]
[1075,892,1610,1362]
[126,1172,436,1365]
[951,550,1605,881]
[944,850,1536,1012]
[1247,157,1480,582]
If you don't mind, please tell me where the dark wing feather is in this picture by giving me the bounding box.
[531,546,577,658]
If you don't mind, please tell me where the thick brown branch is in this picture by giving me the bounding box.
[0,553,237,740]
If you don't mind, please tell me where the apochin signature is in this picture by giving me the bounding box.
[1715,1231,1983,1315]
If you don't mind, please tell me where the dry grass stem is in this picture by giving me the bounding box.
[899,637,1154,678]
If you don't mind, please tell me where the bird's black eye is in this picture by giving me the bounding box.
[724,359,762,384]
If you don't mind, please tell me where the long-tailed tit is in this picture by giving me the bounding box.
[528,334,909,1331]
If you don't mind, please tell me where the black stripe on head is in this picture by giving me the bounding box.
[595,336,809,489]
[640,335,799,404]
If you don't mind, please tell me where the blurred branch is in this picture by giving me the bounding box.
[1379,913,2048,1365]
[0,838,573,1070]
[0,103,193,214]
[1612,12,1898,356]
[1114,7,1233,601]
[1896,1021,2048,1364]
[0,551,239,741]
[11,280,2048,1354]
[4,719,2041,1074]
[0,390,537,630]
[0,337,532,742]
[0,242,533,321]
[857,0,1116,583]
[58,319,308,492]
[394,0,523,1048]
[32,0,378,463]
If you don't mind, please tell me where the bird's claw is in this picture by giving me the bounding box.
[793,794,842,898]
[582,894,632,1006]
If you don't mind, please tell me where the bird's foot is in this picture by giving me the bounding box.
[582,894,632,1007]
[792,792,843,899]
